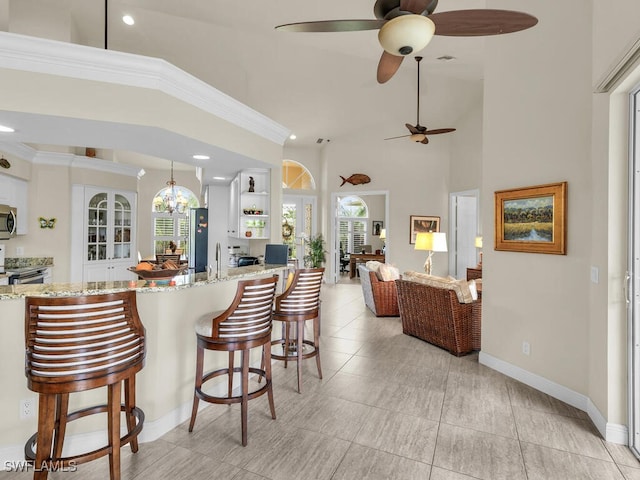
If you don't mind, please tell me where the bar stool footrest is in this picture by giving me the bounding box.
[271,339,318,361]
[24,404,144,466]
[195,367,271,405]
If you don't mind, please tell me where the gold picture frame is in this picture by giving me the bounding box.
[494,181,567,255]
[409,215,440,244]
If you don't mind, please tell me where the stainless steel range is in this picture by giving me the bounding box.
[6,266,48,285]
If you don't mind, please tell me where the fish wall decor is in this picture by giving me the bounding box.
[340,173,371,187]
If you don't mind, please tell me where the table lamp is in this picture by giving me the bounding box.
[415,232,447,275]
[379,228,386,254]
[475,236,483,267]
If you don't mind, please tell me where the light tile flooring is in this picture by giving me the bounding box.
[7,281,640,479]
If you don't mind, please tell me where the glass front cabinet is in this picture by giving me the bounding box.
[83,188,136,281]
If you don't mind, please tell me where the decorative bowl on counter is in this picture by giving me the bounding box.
[127,267,187,281]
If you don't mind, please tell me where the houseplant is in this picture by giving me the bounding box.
[304,234,326,268]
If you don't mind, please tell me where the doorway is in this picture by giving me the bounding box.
[330,190,389,284]
[449,190,480,279]
[282,195,316,265]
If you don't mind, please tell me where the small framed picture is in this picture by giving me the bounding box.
[409,215,440,244]
[372,220,383,236]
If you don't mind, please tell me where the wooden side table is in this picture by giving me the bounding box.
[349,253,385,278]
[467,266,482,281]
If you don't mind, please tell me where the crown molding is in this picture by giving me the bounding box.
[0,141,38,161]
[0,31,290,145]
[32,151,144,178]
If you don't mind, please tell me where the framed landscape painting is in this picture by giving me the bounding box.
[409,215,440,244]
[494,181,567,255]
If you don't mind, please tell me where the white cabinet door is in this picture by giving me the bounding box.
[83,188,137,282]
[228,176,240,238]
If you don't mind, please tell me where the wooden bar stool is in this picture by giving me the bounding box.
[270,268,324,393]
[189,276,278,446]
[24,291,146,480]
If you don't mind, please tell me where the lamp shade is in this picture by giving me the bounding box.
[379,228,386,240]
[475,236,483,248]
[378,15,436,57]
[415,232,447,252]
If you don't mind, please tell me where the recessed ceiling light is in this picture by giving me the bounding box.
[122,15,135,26]
[213,176,226,181]
[289,134,297,140]
[193,154,210,160]
[0,125,15,133]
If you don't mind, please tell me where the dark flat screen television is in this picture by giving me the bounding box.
[264,244,289,265]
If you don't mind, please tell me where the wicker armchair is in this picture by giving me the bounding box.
[395,279,481,356]
[358,265,399,317]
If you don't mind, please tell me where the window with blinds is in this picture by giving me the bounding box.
[338,195,368,254]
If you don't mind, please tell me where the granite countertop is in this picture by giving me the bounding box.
[0,264,288,300]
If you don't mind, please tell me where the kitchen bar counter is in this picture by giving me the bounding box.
[0,263,290,461]
[0,264,287,300]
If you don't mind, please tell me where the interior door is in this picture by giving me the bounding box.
[449,190,479,279]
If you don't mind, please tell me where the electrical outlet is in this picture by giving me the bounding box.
[522,341,531,356]
[16,246,24,256]
[20,397,35,419]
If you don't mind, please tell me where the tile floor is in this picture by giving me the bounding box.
[6,281,640,479]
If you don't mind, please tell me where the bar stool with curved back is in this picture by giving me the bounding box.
[24,291,146,480]
[189,276,279,446]
[270,268,324,393]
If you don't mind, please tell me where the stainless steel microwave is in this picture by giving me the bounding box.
[0,205,17,239]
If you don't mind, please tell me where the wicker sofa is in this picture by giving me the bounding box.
[395,273,481,356]
[358,264,400,317]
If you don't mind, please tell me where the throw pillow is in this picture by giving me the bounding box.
[366,261,383,272]
[378,263,400,282]
[403,271,474,304]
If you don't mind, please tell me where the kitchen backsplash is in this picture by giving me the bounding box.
[5,257,54,268]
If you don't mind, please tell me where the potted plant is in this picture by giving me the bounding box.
[304,234,326,268]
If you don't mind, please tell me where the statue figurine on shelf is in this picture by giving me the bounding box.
[249,176,255,192]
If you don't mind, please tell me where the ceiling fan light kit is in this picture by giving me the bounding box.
[410,133,426,143]
[378,15,435,56]
[275,0,538,83]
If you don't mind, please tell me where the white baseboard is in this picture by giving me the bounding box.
[479,351,628,445]
[1,381,230,465]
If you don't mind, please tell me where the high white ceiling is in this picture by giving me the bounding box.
[0,0,535,177]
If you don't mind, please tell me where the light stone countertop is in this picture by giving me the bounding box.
[0,264,287,300]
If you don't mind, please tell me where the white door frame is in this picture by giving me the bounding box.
[449,189,480,279]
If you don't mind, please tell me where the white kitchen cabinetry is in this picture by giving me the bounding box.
[228,169,270,239]
[83,187,136,281]
[228,175,240,237]
[0,174,28,234]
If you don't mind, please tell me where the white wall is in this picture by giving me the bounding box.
[320,129,452,277]
[482,0,593,399]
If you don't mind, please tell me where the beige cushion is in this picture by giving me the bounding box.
[378,263,400,282]
[403,271,474,304]
[365,261,383,272]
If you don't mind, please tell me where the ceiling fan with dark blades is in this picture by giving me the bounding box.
[275,0,538,83]
[384,56,455,145]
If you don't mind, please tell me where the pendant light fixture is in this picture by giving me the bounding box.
[154,162,188,214]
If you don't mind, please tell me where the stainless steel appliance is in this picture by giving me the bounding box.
[0,243,6,285]
[0,205,17,240]
[237,256,259,267]
[188,208,208,273]
[8,266,47,284]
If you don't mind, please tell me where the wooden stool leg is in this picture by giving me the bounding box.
[284,322,290,369]
[189,345,204,432]
[107,381,122,480]
[34,394,56,480]
[240,349,249,446]
[53,393,69,459]
[295,320,304,393]
[264,345,276,420]
[228,351,235,399]
[314,315,323,380]
[124,376,139,453]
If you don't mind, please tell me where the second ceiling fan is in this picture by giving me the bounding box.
[385,56,455,145]
[275,0,538,84]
